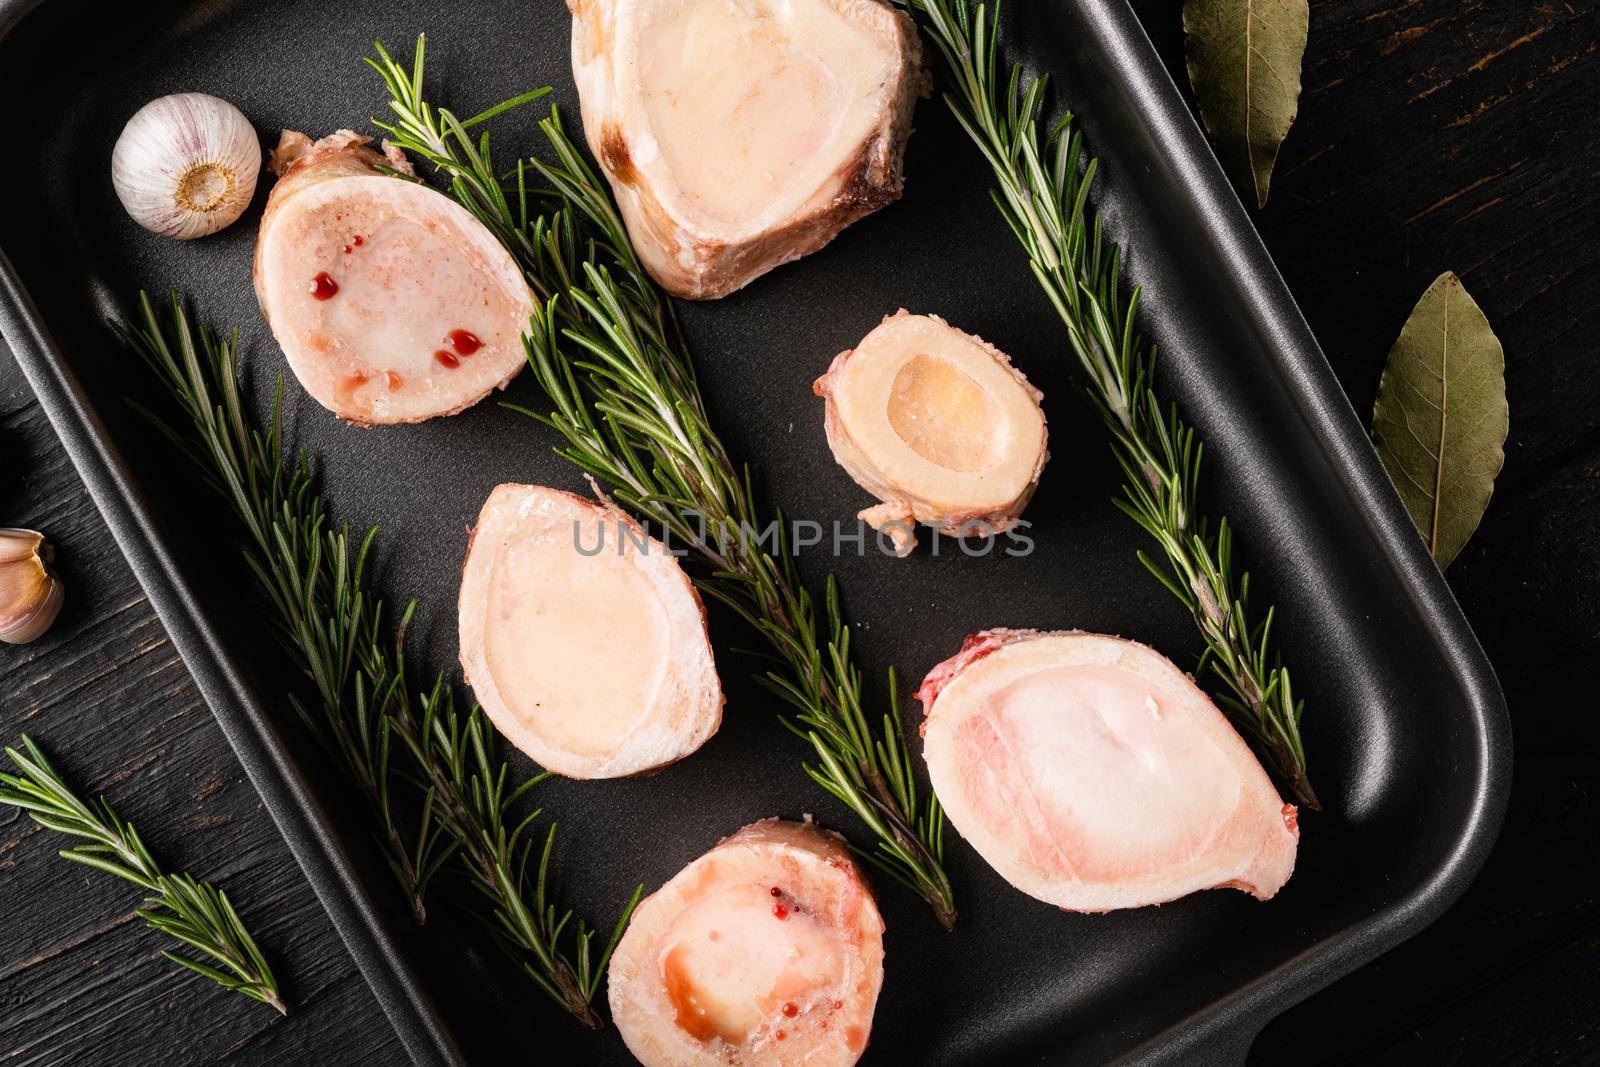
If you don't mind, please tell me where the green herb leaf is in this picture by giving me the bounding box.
[117,292,637,1028]
[0,736,286,1014]
[1372,271,1508,569]
[368,35,958,928]
[895,0,1320,809]
[1182,0,1309,208]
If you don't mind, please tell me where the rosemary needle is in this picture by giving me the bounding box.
[896,0,1319,808]
[115,293,447,925]
[116,293,637,1028]
[368,36,958,927]
[0,735,286,1014]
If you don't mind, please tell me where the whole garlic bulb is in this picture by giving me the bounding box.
[111,93,262,239]
[1,528,64,645]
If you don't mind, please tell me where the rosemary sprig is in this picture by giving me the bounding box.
[0,735,285,1014]
[899,0,1319,808]
[368,37,957,926]
[116,296,447,923]
[116,293,638,1027]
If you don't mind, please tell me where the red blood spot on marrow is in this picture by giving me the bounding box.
[772,903,789,920]
[434,350,460,369]
[770,886,783,897]
[775,1030,787,1041]
[782,1002,798,1018]
[353,235,364,246]
[1282,804,1299,834]
[385,371,403,390]
[447,329,483,356]
[310,272,339,299]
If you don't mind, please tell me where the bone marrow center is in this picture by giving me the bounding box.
[658,883,844,1044]
[638,0,856,224]
[322,217,508,377]
[483,523,671,759]
[886,354,1003,472]
[957,665,1236,879]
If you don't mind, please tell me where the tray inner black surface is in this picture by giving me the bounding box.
[0,0,1503,1062]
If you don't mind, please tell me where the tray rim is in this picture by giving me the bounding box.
[0,262,466,1066]
[0,0,1512,1062]
[1074,0,1512,1055]
[0,10,463,1064]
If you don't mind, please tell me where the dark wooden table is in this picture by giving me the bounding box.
[3,1,1596,1063]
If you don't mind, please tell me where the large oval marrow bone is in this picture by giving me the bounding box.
[815,311,1048,556]
[919,630,1298,910]
[609,818,884,1067]
[458,484,722,779]
[254,130,534,424]
[568,0,926,299]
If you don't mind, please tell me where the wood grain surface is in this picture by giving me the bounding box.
[3,1,1597,1063]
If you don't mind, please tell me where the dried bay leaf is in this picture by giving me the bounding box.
[1183,0,1309,208]
[1372,272,1508,569]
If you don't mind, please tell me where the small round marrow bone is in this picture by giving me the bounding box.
[815,311,1048,556]
[254,130,534,424]
[609,818,884,1067]
[568,0,926,299]
[919,629,1298,910]
[458,484,722,779]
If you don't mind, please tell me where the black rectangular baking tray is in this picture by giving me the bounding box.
[0,0,1511,1063]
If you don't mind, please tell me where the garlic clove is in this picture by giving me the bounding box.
[0,528,65,645]
[112,93,262,239]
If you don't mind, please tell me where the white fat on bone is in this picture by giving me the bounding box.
[815,311,1049,556]
[918,629,1298,911]
[609,818,884,1067]
[457,484,722,779]
[254,130,534,424]
[568,0,926,299]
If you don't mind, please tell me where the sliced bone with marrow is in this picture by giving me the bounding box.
[254,130,534,424]
[568,0,926,299]
[458,484,722,779]
[609,818,884,1067]
[815,311,1048,555]
[918,630,1299,911]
